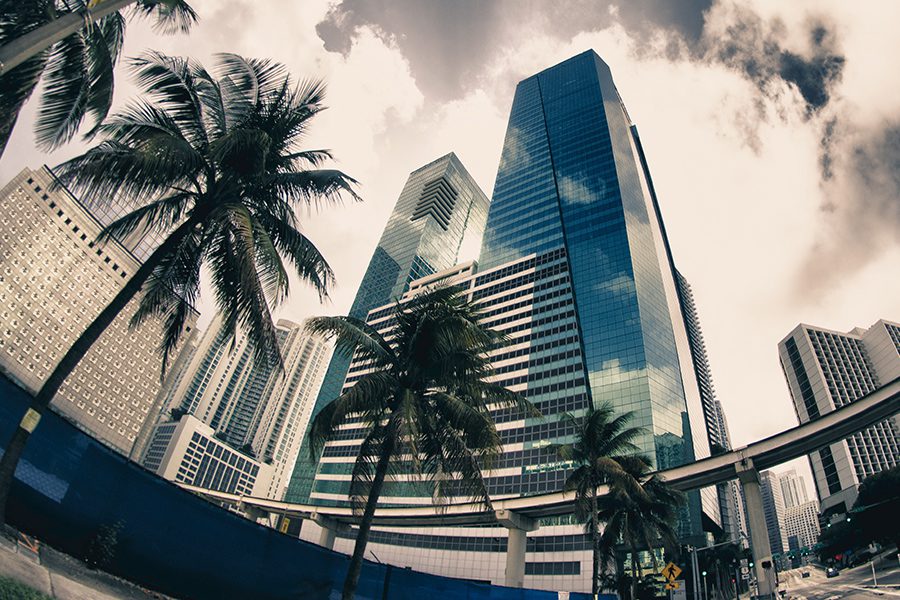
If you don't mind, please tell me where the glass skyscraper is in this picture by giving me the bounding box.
[479,50,716,534]
[301,52,726,590]
[284,153,490,503]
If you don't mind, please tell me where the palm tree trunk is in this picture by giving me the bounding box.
[342,437,395,600]
[630,537,638,600]
[591,491,601,600]
[0,216,199,523]
[0,0,134,76]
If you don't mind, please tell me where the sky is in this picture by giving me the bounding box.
[3,0,899,492]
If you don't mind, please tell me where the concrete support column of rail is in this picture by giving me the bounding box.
[495,509,539,588]
[736,459,776,600]
[310,513,351,550]
[239,500,268,523]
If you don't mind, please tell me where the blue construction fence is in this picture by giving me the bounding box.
[0,375,595,600]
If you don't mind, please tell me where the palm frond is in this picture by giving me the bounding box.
[304,316,395,366]
[272,169,361,208]
[204,207,282,370]
[215,53,290,106]
[132,0,198,34]
[128,51,207,148]
[254,210,334,300]
[97,191,193,243]
[81,11,125,139]
[34,32,89,150]
[307,371,396,456]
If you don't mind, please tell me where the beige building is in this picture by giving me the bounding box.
[778,320,900,519]
[149,316,329,500]
[143,414,273,497]
[0,166,197,456]
[783,501,820,551]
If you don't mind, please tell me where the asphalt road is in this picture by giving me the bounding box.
[780,560,900,600]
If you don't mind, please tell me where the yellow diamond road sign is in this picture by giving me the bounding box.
[662,562,683,581]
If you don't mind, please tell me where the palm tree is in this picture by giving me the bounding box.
[0,0,196,156]
[306,286,537,600]
[553,405,648,600]
[0,50,359,523]
[598,462,683,600]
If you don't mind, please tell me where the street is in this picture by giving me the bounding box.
[780,559,900,600]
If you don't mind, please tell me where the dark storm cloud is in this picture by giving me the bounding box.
[796,119,900,295]
[850,122,900,224]
[702,6,845,117]
[316,0,505,100]
[316,0,714,100]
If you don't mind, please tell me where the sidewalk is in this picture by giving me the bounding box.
[0,531,173,600]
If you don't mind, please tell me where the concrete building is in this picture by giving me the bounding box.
[150,316,328,499]
[779,469,810,509]
[143,414,273,497]
[302,49,728,593]
[778,320,900,519]
[783,501,820,552]
[676,270,745,542]
[286,153,490,504]
[0,167,197,455]
[759,471,789,555]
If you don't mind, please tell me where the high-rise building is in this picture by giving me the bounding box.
[143,414,274,497]
[303,51,724,591]
[476,50,717,535]
[149,317,329,499]
[778,469,810,509]
[676,270,744,542]
[0,167,197,455]
[285,153,490,503]
[759,470,789,555]
[778,320,900,518]
[783,501,820,552]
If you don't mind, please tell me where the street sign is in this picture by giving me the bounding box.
[662,562,683,581]
[741,573,750,580]
[672,583,687,600]
[665,581,681,590]
[740,566,749,575]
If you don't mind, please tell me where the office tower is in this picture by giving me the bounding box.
[778,469,810,509]
[783,501,820,552]
[477,50,716,535]
[304,51,722,591]
[0,167,197,455]
[676,270,744,541]
[284,153,490,503]
[148,316,329,499]
[143,414,274,497]
[247,330,329,499]
[759,471,789,554]
[778,320,900,519]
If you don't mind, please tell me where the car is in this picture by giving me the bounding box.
[801,571,811,578]
[826,567,839,578]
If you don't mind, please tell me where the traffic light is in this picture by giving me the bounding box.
[702,571,708,577]
[749,562,754,568]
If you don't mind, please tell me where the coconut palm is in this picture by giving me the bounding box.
[0,0,196,156]
[0,50,359,522]
[598,461,683,600]
[306,286,537,600]
[553,405,648,600]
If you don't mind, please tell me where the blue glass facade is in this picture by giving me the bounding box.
[285,153,489,503]
[481,51,716,536]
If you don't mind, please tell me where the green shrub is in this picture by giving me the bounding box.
[0,575,52,600]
